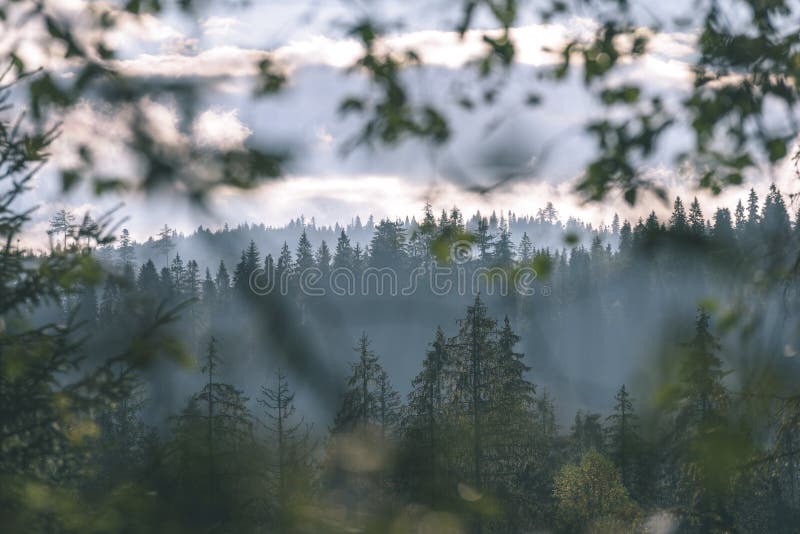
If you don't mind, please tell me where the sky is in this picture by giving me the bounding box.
[7,0,800,246]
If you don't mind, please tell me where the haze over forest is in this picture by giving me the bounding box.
[6,0,800,532]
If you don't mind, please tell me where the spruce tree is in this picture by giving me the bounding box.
[276,242,293,280]
[606,385,640,494]
[403,327,451,503]
[688,198,705,238]
[493,227,514,268]
[171,337,256,523]
[215,259,231,304]
[670,196,688,233]
[518,232,533,263]
[333,333,387,432]
[316,240,332,278]
[333,230,354,269]
[258,369,314,523]
[295,230,315,273]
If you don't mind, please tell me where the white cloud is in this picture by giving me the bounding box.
[201,16,241,38]
[115,46,268,77]
[192,109,252,150]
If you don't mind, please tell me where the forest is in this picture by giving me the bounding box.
[7,186,800,532]
[5,0,800,532]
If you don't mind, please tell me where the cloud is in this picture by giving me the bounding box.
[192,109,252,150]
[115,46,268,77]
[201,16,241,38]
[25,8,800,246]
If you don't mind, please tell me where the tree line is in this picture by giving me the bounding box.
[8,185,800,531]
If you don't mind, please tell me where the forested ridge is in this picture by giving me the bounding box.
[6,0,800,530]
[8,188,800,532]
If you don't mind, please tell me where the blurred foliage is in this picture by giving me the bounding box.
[2,0,798,201]
[4,0,800,532]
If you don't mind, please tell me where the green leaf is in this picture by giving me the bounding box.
[61,170,80,192]
[766,138,787,162]
[624,187,637,205]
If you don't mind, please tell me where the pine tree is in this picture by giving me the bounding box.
[276,242,293,280]
[493,227,514,267]
[677,309,728,431]
[688,198,705,238]
[618,221,633,258]
[711,208,735,247]
[153,224,175,267]
[353,243,365,273]
[258,369,314,522]
[215,260,231,304]
[202,267,216,304]
[419,202,437,259]
[333,333,386,432]
[670,197,688,233]
[734,200,746,232]
[376,370,402,438]
[172,337,255,523]
[518,232,533,263]
[447,295,509,518]
[403,327,450,503]
[295,230,315,273]
[475,216,494,261]
[333,230,354,270]
[137,259,160,294]
[762,184,791,245]
[48,208,76,250]
[316,240,332,278]
[747,188,760,226]
[169,253,186,295]
[233,240,261,293]
[669,309,733,531]
[185,259,200,298]
[118,228,136,267]
[369,220,406,268]
[159,266,174,300]
[606,385,639,493]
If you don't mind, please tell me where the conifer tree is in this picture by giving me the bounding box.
[316,240,332,279]
[734,200,746,233]
[670,197,688,233]
[493,227,514,267]
[669,309,733,531]
[403,327,450,502]
[606,385,640,493]
[233,240,261,293]
[688,198,705,238]
[202,267,216,304]
[475,216,494,261]
[118,228,136,268]
[169,253,186,295]
[333,230,354,269]
[171,337,256,523]
[153,224,175,267]
[276,241,293,280]
[518,232,533,263]
[333,333,387,432]
[258,369,314,523]
[137,259,160,294]
[295,230,315,273]
[185,259,200,298]
[215,260,231,304]
[369,220,406,268]
[48,208,76,250]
